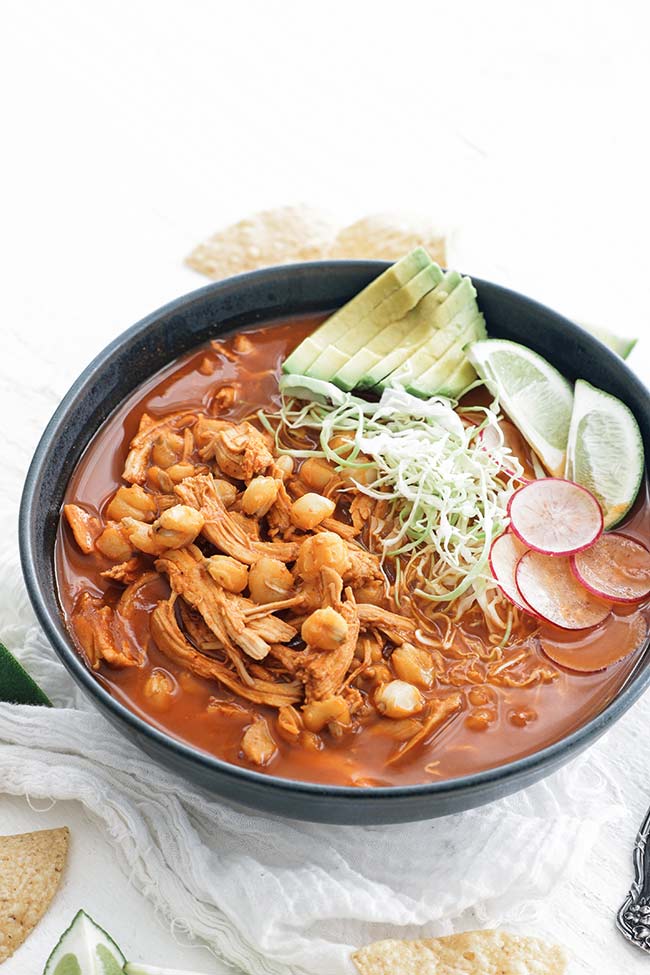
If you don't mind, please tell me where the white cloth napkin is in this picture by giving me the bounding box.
[0,329,622,975]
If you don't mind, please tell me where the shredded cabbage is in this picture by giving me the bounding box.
[260,378,526,627]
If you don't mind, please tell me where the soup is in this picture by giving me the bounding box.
[56,314,650,787]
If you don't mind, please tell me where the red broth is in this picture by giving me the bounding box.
[55,316,650,786]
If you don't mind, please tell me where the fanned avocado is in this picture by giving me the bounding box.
[436,358,479,399]
[405,314,486,397]
[334,302,437,391]
[332,272,454,391]
[430,276,477,328]
[379,305,479,392]
[434,268,462,296]
[336,269,463,391]
[306,262,443,381]
[282,248,431,375]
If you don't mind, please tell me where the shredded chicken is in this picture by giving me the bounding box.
[197,418,273,480]
[178,600,222,651]
[266,478,296,538]
[207,699,251,720]
[174,473,298,564]
[117,571,161,620]
[350,494,374,534]
[388,693,463,765]
[181,587,297,646]
[240,717,278,766]
[246,612,297,644]
[100,556,146,585]
[357,603,417,644]
[318,518,358,540]
[74,592,144,669]
[123,412,196,484]
[343,544,385,589]
[64,504,100,554]
[150,597,301,706]
[295,569,361,702]
[229,510,261,540]
[155,546,272,662]
[212,385,238,412]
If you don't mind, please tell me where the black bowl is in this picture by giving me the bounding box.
[19,262,650,824]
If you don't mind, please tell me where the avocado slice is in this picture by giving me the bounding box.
[333,270,461,391]
[353,270,464,390]
[333,298,438,392]
[306,262,443,381]
[436,358,479,400]
[431,276,477,328]
[379,299,481,392]
[406,314,487,398]
[282,247,432,375]
[431,269,462,301]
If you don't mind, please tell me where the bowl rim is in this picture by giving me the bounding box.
[18,260,650,803]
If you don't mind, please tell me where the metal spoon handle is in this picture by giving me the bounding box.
[618,805,650,951]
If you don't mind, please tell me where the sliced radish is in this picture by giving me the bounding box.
[571,532,650,604]
[508,478,603,555]
[489,532,531,612]
[480,420,537,481]
[539,612,647,672]
[515,550,612,629]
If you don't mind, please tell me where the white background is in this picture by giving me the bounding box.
[2,1,650,971]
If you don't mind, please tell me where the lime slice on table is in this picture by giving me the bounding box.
[580,322,637,360]
[565,379,644,529]
[44,910,126,975]
[467,339,574,478]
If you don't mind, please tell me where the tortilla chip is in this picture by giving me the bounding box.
[0,827,69,963]
[352,929,566,975]
[330,213,447,266]
[186,205,337,279]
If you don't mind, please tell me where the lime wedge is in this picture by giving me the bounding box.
[565,379,644,529]
[467,339,574,477]
[579,322,637,360]
[44,911,126,975]
[0,641,51,706]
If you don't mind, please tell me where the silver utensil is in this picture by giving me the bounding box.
[618,805,650,951]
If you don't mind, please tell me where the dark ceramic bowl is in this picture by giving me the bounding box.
[19,262,650,824]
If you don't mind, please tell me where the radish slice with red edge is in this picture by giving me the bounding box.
[515,549,611,629]
[508,478,603,555]
[489,532,532,613]
[539,612,647,671]
[570,532,650,603]
[479,420,536,482]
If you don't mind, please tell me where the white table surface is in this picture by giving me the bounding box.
[2,1,650,971]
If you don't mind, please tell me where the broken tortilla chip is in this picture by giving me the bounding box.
[352,929,566,975]
[187,207,449,281]
[0,827,69,963]
[186,205,338,279]
[330,212,447,266]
